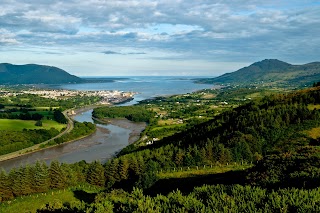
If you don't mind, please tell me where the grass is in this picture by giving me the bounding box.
[304,127,320,139]
[146,164,251,196]
[0,189,77,213]
[158,164,252,179]
[158,119,184,126]
[308,104,320,110]
[202,93,216,99]
[0,185,101,213]
[0,119,66,131]
[34,107,59,110]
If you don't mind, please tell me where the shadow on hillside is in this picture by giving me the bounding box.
[73,190,97,204]
[145,170,247,196]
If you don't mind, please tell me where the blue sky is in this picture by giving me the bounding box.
[0,0,319,76]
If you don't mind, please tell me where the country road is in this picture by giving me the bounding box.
[0,109,75,162]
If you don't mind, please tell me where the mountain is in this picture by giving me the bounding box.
[197,59,320,86]
[0,63,84,84]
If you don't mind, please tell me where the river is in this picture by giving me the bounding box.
[0,76,214,170]
[0,109,141,171]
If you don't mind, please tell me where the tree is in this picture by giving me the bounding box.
[35,120,43,126]
[136,160,159,189]
[0,169,13,201]
[53,110,67,124]
[33,161,50,192]
[49,161,67,189]
[119,158,130,180]
[87,161,105,187]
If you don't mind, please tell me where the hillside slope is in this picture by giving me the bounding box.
[0,63,83,84]
[197,59,320,86]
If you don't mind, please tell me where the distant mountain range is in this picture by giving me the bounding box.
[0,63,84,84]
[197,59,320,86]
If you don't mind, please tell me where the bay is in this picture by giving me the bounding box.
[53,76,214,105]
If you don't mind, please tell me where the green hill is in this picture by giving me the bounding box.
[197,59,320,86]
[2,86,320,212]
[0,63,84,84]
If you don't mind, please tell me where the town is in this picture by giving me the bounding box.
[0,88,136,105]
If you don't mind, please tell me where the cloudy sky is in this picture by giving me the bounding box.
[1,0,320,76]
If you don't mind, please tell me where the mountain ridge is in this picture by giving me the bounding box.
[0,63,84,84]
[197,59,320,86]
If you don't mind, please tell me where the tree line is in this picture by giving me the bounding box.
[93,106,155,123]
[37,184,320,212]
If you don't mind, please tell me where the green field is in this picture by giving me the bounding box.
[158,164,251,179]
[0,119,66,131]
[0,186,101,213]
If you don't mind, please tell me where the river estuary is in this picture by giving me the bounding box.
[0,76,214,170]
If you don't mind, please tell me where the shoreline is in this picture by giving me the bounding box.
[0,105,100,163]
[0,126,97,163]
[93,117,147,144]
[0,104,145,164]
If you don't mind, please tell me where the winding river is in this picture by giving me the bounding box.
[0,77,214,171]
[0,109,140,171]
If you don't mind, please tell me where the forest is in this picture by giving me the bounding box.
[1,86,320,212]
[93,105,155,122]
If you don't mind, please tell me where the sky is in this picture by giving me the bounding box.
[0,0,320,76]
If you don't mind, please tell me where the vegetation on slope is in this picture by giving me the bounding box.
[196,59,320,87]
[0,63,84,84]
[2,86,320,212]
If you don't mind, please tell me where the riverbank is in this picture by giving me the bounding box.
[93,117,146,144]
[0,107,98,163]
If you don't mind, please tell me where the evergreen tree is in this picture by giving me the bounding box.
[119,158,130,180]
[105,159,120,187]
[11,167,25,196]
[49,160,67,189]
[87,161,105,187]
[33,161,50,193]
[0,169,13,201]
[21,165,34,195]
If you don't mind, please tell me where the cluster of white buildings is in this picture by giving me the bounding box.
[0,89,136,104]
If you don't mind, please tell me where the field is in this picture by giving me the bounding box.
[0,119,66,131]
[0,186,101,213]
[158,164,251,179]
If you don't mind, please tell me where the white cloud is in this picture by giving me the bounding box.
[0,0,319,75]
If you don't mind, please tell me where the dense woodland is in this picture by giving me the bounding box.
[2,86,320,212]
[48,121,96,146]
[93,105,155,122]
[0,128,60,155]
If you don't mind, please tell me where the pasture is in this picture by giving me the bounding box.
[0,119,66,131]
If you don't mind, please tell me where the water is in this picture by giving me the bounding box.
[53,76,214,105]
[0,110,132,171]
[0,76,214,170]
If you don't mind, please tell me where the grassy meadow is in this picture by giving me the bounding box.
[0,186,101,213]
[0,119,66,131]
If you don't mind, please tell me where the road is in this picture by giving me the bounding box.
[0,110,74,162]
